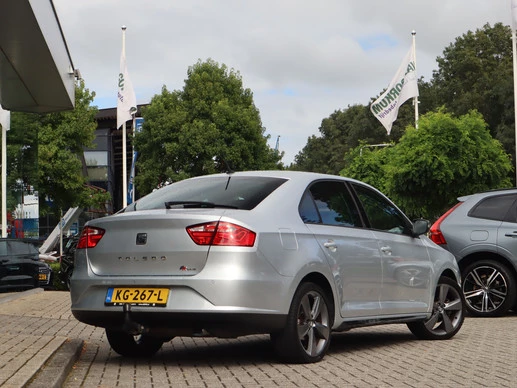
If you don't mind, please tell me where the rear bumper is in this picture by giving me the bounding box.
[72,308,287,337]
[70,271,294,337]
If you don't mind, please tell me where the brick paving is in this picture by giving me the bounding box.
[1,290,517,387]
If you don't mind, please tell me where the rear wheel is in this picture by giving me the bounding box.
[106,329,165,357]
[408,276,464,340]
[461,260,516,317]
[272,282,333,363]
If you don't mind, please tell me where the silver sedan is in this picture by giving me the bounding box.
[71,171,464,363]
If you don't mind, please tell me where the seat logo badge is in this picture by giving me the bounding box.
[136,233,147,245]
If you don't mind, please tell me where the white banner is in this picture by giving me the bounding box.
[116,50,137,129]
[370,47,419,135]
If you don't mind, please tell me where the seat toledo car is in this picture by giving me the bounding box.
[71,171,464,363]
[430,188,517,317]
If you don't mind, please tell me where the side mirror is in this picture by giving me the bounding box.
[412,218,430,236]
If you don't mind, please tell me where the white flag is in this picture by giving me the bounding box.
[512,0,517,29]
[117,50,137,129]
[0,105,10,131]
[370,47,419,135]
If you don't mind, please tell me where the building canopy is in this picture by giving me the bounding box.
[0,0,75,113]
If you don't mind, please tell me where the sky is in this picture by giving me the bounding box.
[53,0,513,165]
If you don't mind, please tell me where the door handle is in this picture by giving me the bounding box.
[504,232,517,238]
[380,246,392,255]
[323,240,337,252]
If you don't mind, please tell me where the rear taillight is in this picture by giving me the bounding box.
[429,202,463,245]
[187,221,256,247]
[77,226,105,249]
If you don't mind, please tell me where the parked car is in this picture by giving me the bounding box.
[430,188,517,317]
[71,171,464,363]
[0,238,52,291]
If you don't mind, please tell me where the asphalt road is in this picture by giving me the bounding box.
[1,289,517,387]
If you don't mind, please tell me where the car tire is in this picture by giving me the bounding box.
[407,276,464,340]
[105,329,164,357]
[461,260,516,317]
[271,282,333,363]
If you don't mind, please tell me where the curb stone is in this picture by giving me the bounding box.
[25,338,84,388]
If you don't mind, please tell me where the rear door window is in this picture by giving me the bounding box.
[299,180,362,227]
[469,194,517,222]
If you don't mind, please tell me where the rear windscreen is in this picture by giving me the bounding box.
[128,176,287,211]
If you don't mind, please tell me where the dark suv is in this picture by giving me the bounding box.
[430,189,517,316]
[0,239,52,291]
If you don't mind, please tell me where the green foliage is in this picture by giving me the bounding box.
[38,80,109,213]
[292,104,390,174]
[341,141,394,194]
[343,110,512,220]
[134,59,283,195]
[49,262,67,291]
[5,80,109,218]
[5,112,40,212]
[291,80,423,175]
[428,22,515,161]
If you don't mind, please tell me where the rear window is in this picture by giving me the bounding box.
[468,194,517,222]
[128,176,287,211]
[0,240,38,257]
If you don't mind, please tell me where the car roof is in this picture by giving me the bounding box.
[458,187,517,202]
[188,170,369,186]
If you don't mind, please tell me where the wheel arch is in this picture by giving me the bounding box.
[297,272,335,319]
[458,252,517,280]
[439,268,459,283]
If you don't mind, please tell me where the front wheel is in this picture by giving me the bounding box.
[272,282,333,363]
[106,329,165,357]
[407,276,464,340]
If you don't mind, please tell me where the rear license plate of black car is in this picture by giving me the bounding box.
[105,287,169,307]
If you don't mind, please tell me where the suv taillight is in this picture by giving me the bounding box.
[429,202,463,245]
[77,226,105,249]
[187,221,256,247]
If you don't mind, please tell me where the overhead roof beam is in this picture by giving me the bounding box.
[0,0,75,113]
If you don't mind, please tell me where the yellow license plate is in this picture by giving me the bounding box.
[105,288,169,306]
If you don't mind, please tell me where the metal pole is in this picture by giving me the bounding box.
[122,26,128,208]
[1,123,6,237]
[513,28,517,185]
[412,30,419,129]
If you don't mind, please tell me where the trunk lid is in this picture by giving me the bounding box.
[84,210,223,276]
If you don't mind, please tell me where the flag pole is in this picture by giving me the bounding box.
[121,26,128,209]
[412,30,419,129]
[1,119,7,237]
[511,0,517,186]
[513,28,517,185]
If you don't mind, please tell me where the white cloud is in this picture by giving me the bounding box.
[53,0,512,165]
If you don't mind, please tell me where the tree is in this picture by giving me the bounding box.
[342,110,512,220]
[37,80,108,214]
[428,23,515,162]
[6,112,40,213]
[134,59,282,195]
[291,78,425,175]
[292,104,390,174]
